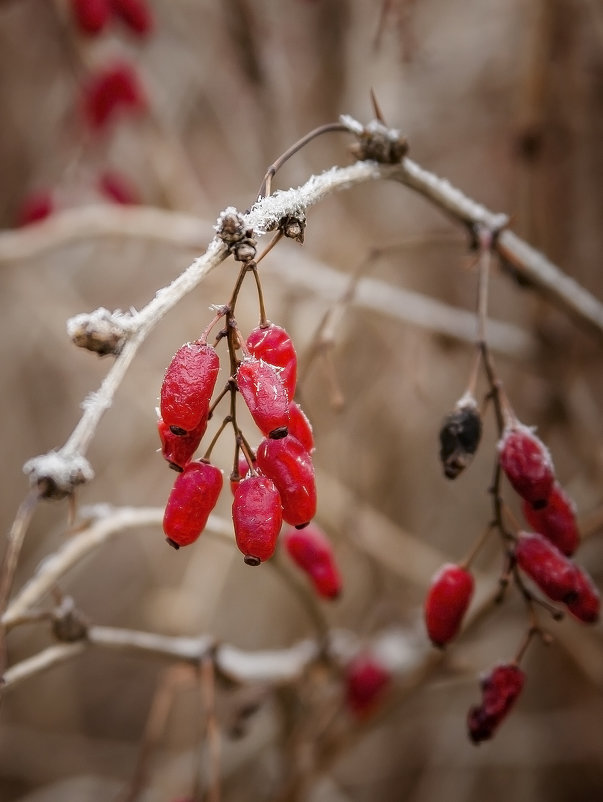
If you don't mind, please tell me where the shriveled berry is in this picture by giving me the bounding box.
[157,416,207,471]
[283,524,341,599]
[424,563,474,647]
[256,435,316,528]
[236,357,289,439]
[16,190,54,227]
[160,341,220,434]
[566,566,600,624]
[522,483,579,556]
[71,0,111,35]
[345,653,391,719]
[515,531,578,604]
[232,475,282,564]
[163,461,223,548]
[287,401,314,453]
[83,63,145,130]
[99,170,139,205]
[111,0,154,35]
[439,396,482,479]
[498,423,555,508]
[468,663,525,743]
[246,323,297,399]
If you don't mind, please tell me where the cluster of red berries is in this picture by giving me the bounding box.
[70,0,153,38]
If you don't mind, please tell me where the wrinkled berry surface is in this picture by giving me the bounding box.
[232,475,282,563]
[499,424,555,506]
[283,524,341,599]
[424,563,474,647]
[160,341,219,434]
[237,357,290,438]
[163,461,223,547]
[256,435,316,528]
[439,402,482,479]
[468,663,525,743]
[158,417,206,471]
[246,324,297,400]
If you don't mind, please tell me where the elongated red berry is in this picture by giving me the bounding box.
[163,460,223,548]
[232,475,283,565]
[99,171,139,205]
[468,663,525,743]
[83,63,145,130]
[157,416,207,471]
[566,566,600,624]
[71,0,111,35]
[283,524,341,599]
[246,323,297,399]
[522,483,579,556]
[287,401,314,453]
[515,531,578,604]
[424,563,474,647]
[345,653,391,719]
[16,190,54,227]
[256,435,316,528]
[498,423,555,508]
[111,0,154,35]
[160,341,220,435]
[236,357,289,439]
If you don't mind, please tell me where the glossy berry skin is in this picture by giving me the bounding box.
[16,191,54,227]
[236,357,290,439]
[468,663,525,743]
[246,324,297,400]
[256,435,316,528]
[283,524,341,599]
[157,417,206,471]
[160,341,220,434]
[111,0,154,35]
[345,654,391,719]
[232,475,283,565]
[83,63,145,130]
[287,401,314,453]
[163,461,223,548]
[498,423,555,508]
[566,566,600,624]
[522,483,579,556]
[99,171,139,205]
[515,531,578,604]
[424,563,474,647]
[71,0,111,35]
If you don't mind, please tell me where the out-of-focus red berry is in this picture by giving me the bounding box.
[99,170,139,205]
[111,0,154,36]
[287,401,314,453]
[232,475,282,565]
[566,566,600,624]
[283,524,341,599]
[515,531,578,604]
[16,191,54,227]
[71,0,111,35]
[522,482,579,556]
[345,653,391,718]
[160,341,219,435]
[468,663,525,743]
[424,563,474,647]
[498,423,555,508]
[163,461,223,548]
[83,63,146,130]
[246,323,297,400]
[236,357,289,439]
[256,435,316,528]
[157,417,206,471]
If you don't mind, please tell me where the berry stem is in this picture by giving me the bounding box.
[460,522,495,570]
[200,306,228,344]
[202,416,232,462]
[251,265,269,328]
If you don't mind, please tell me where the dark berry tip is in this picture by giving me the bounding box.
[166,538,180,550]
[169,462,184,472]
[244,554,262,566]
[269,426,289,440]
[295,521,310,530]
[169,425,188,437]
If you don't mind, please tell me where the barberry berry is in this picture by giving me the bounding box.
[566,565,600,624]
[246,323,297,399]
[344,653,391,719]
[232,475,283,565]
[287,401,314,453]
[439,396,482,479]
[256,435,316,528]
[424,563,474,647]
[522,482,579,556]
[83,63,145,130]
[498,423,555,508]
[515,531,578,604]
[70,0,111,35]
[236,357,289,439]
[467,663,525,743]
[283,524,341,599]
[16,191,54,227]
[110,0,154,35]
[99,171,139,205]
[163,460,223,548]
[157,416,207,471]
[160,341,220,435]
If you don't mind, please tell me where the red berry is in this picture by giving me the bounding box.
[232,475,283,564]
[515,531,578,604]
[424,563,474,647]
[256,435,316,528]
[110,0,154,35]
[99,170,139,205]
[566,566,600,624]
[83,63,145,130]
[468,663,525,743]
[246,323,297,399]
[163,461,223,548]
[157,416,206,471]
[287,401,314,453]
[160,341,220,435]
[283,524,341,599]
[344,653,391,718]
[236,357,290,439]
[70,0,111,35]
[498,423,555,507]
[522,483,579,556]
[16,191,54,227]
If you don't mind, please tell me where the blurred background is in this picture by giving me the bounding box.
[1,0,603,800]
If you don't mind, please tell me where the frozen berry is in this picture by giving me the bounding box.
[157,416,207,471]
[345,653,391,719]
[246,323,297,400]
[498,423,555,508]
[468,663,525,743]
[236,357,289,439]
[522,483,579,556]
[163,461,223,548]
[256,435,316,528]
[232,475,283,564]
[515,531,578,604]
[439,396,482,479]
[283,524,341,599]
[424,563,474,647]
[160,341,220,435]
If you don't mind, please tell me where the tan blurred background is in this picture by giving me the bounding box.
[1,0,603,800]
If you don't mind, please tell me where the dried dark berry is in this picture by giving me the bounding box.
[439,397,482,479]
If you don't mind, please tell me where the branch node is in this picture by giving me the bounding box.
[23,452,94,500]
[341,115,408,164]
[66,307,133,356]
[280,214,306,243]
[52,596,89,643]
